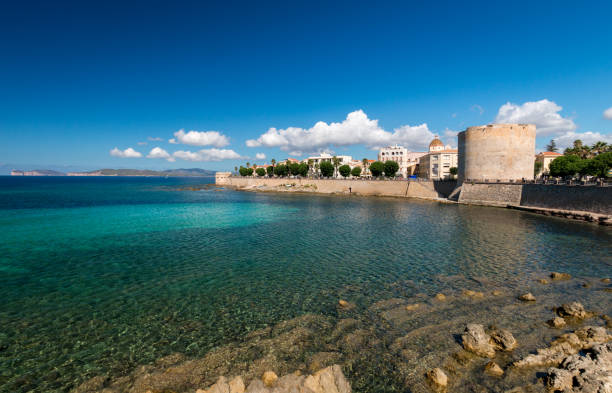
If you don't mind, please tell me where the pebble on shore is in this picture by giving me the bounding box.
[484,361,504,377]
[262,371,278,387]
[434,293,446,301]
[426,368,448,390]
[550,272,572,281]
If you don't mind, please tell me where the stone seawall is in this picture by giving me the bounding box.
[215,176,457,199]
[459,182,612,216]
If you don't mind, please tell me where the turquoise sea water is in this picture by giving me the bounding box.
[0,176,610,392]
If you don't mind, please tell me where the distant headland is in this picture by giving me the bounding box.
[10,168,216,177]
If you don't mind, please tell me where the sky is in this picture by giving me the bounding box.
[1,0,612,172]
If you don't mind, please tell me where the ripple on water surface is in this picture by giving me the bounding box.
[0,177,610,392]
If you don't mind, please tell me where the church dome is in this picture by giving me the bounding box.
[429,136,444,151]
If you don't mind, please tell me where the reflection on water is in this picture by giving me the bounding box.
[0,177,610,392]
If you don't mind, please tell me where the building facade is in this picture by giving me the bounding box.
[378,144,427,177]
[535,151,562,177]
[418,137,458,180]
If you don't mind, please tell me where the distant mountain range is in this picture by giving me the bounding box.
[10,168,216,177]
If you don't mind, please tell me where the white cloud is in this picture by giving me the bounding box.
[147,147,175,162]
[552,131,612,151]
[470,104,484,115]
[173,148,243,162]
[110,147,142,158]
[245,110,436,154]
[604,107,612,120]
[494,99,576,136]
[255,153,266,160]
[169,129,230,147]
[148,137,163,141]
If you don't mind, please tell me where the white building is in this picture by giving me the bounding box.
[378,144,427,177]
[418,136,459,180]
[306,153,353,178]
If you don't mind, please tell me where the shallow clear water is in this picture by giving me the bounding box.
[0,176,610,392]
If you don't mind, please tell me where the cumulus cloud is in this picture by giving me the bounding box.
[255,152,266,160]
[169,129,230,147]
[245,110,436,154]
[552,131,612,151]
[110,147,142,158]
[147,147,175,162]
[495,99,576,136]
[604,107,612,120]
[173,148,243,162]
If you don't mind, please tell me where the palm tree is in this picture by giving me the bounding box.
[234,166,238,174]
[591,141,608,156]
[246,162,250,168]
[271,158,276,169]
[307,159,314,176]
[332,156,340,178]
[314,163,319,177]
[362,158,368,176]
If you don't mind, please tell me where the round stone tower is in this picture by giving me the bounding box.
[458,124,536,182]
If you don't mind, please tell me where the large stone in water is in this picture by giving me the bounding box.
[462,324,495,358]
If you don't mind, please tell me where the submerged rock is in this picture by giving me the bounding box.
[261,371,277,387]
[538,279,549,284]
[490,328,517,351]
[551,272,572,281]
[434,293,446,301]
[484,361,504,377]
[547,317,566,328]
[426,368,448,390]
[518,293,535,302]
[462,324,495,358]
[405,303,422,311]
[556,302,589,319]
[463,290,485,299]
[338,300,350,308]
[198,376,246,393]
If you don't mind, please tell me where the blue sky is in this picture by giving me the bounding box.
[1,0,611,172]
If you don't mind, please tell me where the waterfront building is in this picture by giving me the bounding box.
[418,137,458,180]
[535,151,562,177]
[378,144,427,177]
[458,124,536,182]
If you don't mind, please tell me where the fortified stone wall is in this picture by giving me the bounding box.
[520,184,612,215]
[458,124,536,182]
[216,176,457,199]
[459,182,612,215]
[458,183,523,206]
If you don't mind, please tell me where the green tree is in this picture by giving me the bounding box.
[246,162,250,168]
[246,168,254,176]
[271,158,276,168]
[256,167,266,177]
[549,155,585,178]
[369,161,384,177]
[289,162,301,176]
[234,166,238,173]
[564,140,592,159]
[298,163,309,177]
[449,167,458,178]
[383,160,399,177]
[584,152,612,177]
[319,161,334,177]
[545,139,558,152]
[338,164,351,178]
[351,166,362,177]
[591,141,609,156]
[307,159,314,175]
[266,165,274,176]
[274,164,288,177]
[239,166,249,176]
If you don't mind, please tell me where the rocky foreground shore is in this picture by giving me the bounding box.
[72,273,611,393]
